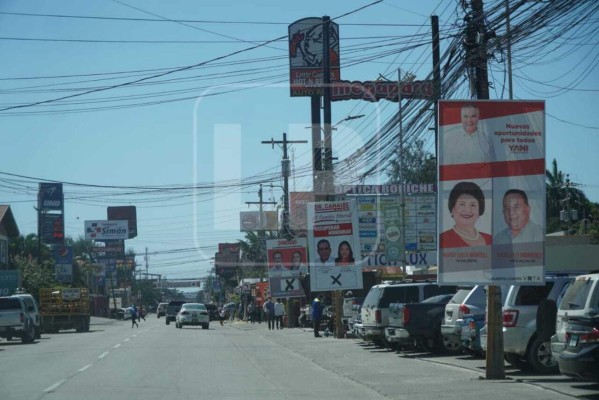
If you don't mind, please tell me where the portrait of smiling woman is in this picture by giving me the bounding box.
[440,181,492,248]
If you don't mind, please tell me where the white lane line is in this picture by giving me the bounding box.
[131,334,137,337]
[43,379,66,393]
[124,338,130,342]
[113,343,121,349]
[78,364,92,373]
[98,351,109,359]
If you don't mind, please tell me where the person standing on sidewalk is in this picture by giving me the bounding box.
[263,297,275,330]
[311,294,324,337]
[274,298,286,329]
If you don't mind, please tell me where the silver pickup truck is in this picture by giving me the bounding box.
[0,296,36,343]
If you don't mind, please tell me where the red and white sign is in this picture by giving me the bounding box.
[307,200,363,291]
[288,17,340,97]
[437,100,545,286]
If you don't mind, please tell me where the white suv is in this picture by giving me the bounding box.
[480,275,575,373]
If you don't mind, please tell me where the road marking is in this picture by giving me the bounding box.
[113,343,121,349]
[78,364,92,373]
[43,379,66,393]
[98,351,109,359]
[124,338,130,342]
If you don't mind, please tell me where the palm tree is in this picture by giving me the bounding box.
[237,230,278,278]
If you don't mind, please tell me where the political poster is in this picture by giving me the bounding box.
[265,238,307,298]
[438,100,545,285]
[307,200,363,291]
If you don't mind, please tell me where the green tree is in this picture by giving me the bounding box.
[13,256,57,300]
[237,230,278,278]
[9,233,52,266]
[545,159,589,234]
[386,139,436,184]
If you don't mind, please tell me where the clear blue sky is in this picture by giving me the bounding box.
[1,0,597,280]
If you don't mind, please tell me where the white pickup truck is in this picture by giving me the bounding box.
[0,296,36,343]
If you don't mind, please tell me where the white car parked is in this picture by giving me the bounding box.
[175,303,210,329]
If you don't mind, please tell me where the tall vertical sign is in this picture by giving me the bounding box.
[438,100,545,285]
[288,17,340,97]
[38,183,65,245]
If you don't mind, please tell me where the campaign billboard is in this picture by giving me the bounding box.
[307,200,363,291]
[266,238,307,298]
[288,17,340,97]
[85,220,129,241]
[438,100,545,286]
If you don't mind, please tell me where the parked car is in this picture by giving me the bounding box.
[384,293,456,353]
[119,307,133,320]
[175,303,210,329]
[461,313,485,357]
[480,275,575,373]
[156,302,168,318]
[551,272,599,381]
[441,286,487,353]
[361,280,457,347]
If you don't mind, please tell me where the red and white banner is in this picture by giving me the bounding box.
[307,200,363,291]
[438,100,545,286]
[266,238,307,298]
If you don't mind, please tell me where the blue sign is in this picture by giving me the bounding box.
[38,183,63,211]
[53,245,73,265]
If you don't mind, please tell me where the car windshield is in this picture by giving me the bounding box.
[559,278,594,310]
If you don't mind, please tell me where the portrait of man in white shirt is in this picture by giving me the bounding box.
[442,103,494,166]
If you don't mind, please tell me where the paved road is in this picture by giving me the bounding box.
[0,316,596,400]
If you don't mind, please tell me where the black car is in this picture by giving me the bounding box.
[204,303,219,321]
[558,316,599,382]
[165,300,186,325]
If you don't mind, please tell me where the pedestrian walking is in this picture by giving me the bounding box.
[311,294,324,337]
[263,297,275,330]
[130,305,139,328]
[274,298,286,329]
[138,305,145,322]
[219,307,226,326]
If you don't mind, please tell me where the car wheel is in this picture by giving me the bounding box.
[35,326,41,339]
[21,323,35,344]
[166,319,170,325]
[442,334,463,354]
[202,324,209,330]
[526,335,559,374]
[505,352,529,371]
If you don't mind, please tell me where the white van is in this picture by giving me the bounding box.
[360,281,457,347]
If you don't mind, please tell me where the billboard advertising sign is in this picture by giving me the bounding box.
[53,245,73,265]
[107,206,137,238]
[40,213,64,245]
[290,191,314,231]
[307,200,363,291]
[55,264,73,283]
[38,182,63,211]
[0,270,20,296]
[239,211,278,231]
[85,220,129,240]
[266,238,307,298]
[438,100,545,286]
[288,17,340,97]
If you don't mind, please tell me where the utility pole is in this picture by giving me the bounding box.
[467,0,505,380]
[246,184,277,280]
[262,134,307,239]
[322,16,334,199]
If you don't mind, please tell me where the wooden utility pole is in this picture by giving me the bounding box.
[262,134,307,239]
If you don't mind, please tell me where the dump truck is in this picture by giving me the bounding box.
[39,288,90,333]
